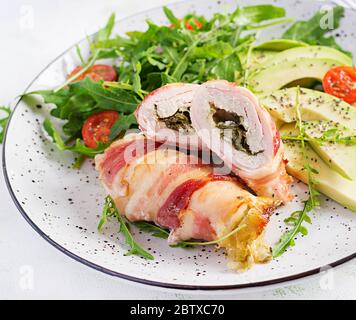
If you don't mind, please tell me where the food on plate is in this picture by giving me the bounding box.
[255,46,352,71]
[95,133,276,269]
[190,80,293,202]
[248,58,345,94]
[322,66,356,104]
[82,111,119,148]
[260,87,356,131]
[135,83,201,149]
[303,120,356,180]
[248,45,353,95]
[68,64,117,82]
[11,3,355,270]
[254,39,308,51]
[281,124,356,211]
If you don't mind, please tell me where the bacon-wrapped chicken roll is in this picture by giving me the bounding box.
[190,80,293,203]
[135,83,201,149]
[95,134,276,270]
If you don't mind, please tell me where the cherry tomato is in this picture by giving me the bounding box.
[82,111,119,148]
[322,66,356,104]
[170,18,203,30]
[68,64,117,82]
[185,18,203,30]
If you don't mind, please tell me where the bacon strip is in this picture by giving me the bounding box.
[157,179,208,229]
[96,136,162,187]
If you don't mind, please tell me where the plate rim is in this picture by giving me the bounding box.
[3,0,356,291]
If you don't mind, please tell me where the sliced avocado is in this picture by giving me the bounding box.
[249,58,343,94]
[239,50,278,70]
[280,124,356,211]
[260,87,356,132]
[303,120,356,180]
[284,78,316,89]
[254,39,308,51]
[250,50,278,65]
[258,46,353,70]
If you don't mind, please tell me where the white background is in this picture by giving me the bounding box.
[1,0,356,299]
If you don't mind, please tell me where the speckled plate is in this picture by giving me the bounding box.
[3,0,356,291]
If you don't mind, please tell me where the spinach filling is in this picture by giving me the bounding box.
[155,104,192,132]
[211,104,257,155]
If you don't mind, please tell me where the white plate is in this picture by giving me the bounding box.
[3,0,356,291]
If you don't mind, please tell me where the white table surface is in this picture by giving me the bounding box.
[1,0,356,300]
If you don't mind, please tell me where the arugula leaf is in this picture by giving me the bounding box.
[133,221,193,248]
[273,87,319,258]
[98,195,115,231]
[70,78,139,113]
[109,113,137,141]
[92,4,288,89]
[29,78,139,140]
[282,129,356,146]
[272,199,312,257]
[232,5,286,26]
[132,60,143,98]
[96,13,116,42]
[34,88,72,107]
[101,196,154,260]
[194,42,233,59]
[163,6,181,27]
[282,5,352,57]
[133,221,247,247]
[0,106,11,144]
[43,118,107,156]
[23,5,303,158]
[133,221,170,239]
[210,53,242,82]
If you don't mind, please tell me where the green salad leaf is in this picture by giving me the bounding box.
[133,221,247,248]
[109,113,137,141]
[282,5,352,57]
[133,221,170,239]
[162,6,181,27]
[29,78,139,140]
[133,221,193,248]
[273,87,320,258]
[92,4,287,88]
[96,13,116,43]
[43,118,108,156]
[232,4,286,26]
[70,78,139,113]
[24,4,289,154]
[0,106,11,144]
[99,196,154,260]
[282,130,356,146]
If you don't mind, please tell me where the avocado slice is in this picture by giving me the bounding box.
[254,39,308,51]
[249,58,343,94]
[250,50,277,65]
[257,46,353,70]
[239,50,278,70]
[260,88,356,132]
[280,123,356,211]
[303,120,356,180]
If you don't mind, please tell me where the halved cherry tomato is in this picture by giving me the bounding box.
[322,66,356,104]
[170,18,203,30]
[82,111,119,148]
[185,18,203,30]
[68,64,117,82]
